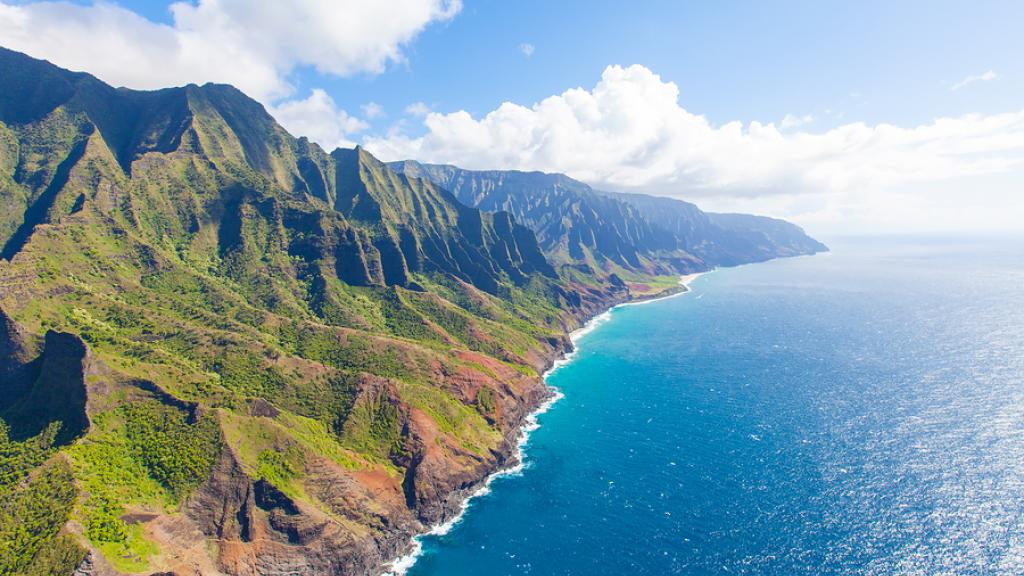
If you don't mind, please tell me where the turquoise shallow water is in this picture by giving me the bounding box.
[406,236,1024,575]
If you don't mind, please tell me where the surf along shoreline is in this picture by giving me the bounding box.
[383,272,706,575]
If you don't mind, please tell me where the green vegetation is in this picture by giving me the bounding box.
[275,412,366,471]
[0,47,635,573]
[392,160,826,275]
[66,411,170,518]
[0,421,59,491]
[86,496,128,543]
[122,401,222,498]
[212,349,289,400]
[59,401,220,572]
[95,524,160,574]
[257,447,304,487]
[0,421,85,576]
[398,381,500,456]
[476,387,498,416]
[17,533,87,576]
[340,390,405,461]
[0,457,82,576]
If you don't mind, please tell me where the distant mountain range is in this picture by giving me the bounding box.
[0,46,825,576]
[391,161,826,276]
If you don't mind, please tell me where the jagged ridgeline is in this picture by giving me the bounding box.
[390,161,827,274]
[0,47,627,575]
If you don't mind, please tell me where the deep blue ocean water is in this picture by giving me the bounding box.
[406,236,1024,576]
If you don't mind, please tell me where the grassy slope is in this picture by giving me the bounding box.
[0,51,640,574]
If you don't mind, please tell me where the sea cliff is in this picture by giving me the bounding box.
[0,47,823,576]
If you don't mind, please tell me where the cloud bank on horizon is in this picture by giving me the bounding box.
[367,65,1024,232]
[0,0,1020,233]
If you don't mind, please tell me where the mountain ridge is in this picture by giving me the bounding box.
[1,46,824,576]
[1,46,621,576]
[599,190,828,266]
[390,160,827,274]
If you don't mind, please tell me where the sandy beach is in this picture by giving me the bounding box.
[679,272,705,288]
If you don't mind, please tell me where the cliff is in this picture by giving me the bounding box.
[390,161,827,274]
[0,47,625,576]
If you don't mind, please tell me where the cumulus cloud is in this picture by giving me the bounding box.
[519,43,535,58]
[361,101,385,120]
[951,70,998,91]
[780,113,814,130]
[0,0,461,102]
[269,89,368,150]
[405,102,432,117]
[365,64,1024,232]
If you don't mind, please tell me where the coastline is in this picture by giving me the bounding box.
[620,272,706,308]
[383,272,705,575]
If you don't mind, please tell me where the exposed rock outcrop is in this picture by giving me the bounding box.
[0,308,39,409]
[2,328,90,444]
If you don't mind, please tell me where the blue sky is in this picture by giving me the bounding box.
[103,0,1022,132]
[343,0,1019,132]
[1,0,1021,233]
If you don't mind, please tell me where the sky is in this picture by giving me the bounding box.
[0,0,1021,235]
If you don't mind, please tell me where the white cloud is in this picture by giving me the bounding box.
[0,0,461,102]
[951,70,998,91]
[405,102,432,117]
[780,113,814,130]
[361,101,385,120]
[365,64,1024,232]
[269,89,368,151]
[519,43,535,58]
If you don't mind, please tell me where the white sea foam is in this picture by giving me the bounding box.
[383,362,569,574]
[383,272,706,574]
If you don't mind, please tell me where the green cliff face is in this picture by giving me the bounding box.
[391,161,704,277]
[601,192,828,266]
[0,47,619,575]
[391,160,828,274]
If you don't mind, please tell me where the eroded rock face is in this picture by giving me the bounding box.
[186,449,256,544]
[52,285,625,576]
[0,308,39,410]
[41,280,624,576]
[72,552,97,576]
[176,319,586,576]
[1,328,90,444]
[185,447,419,576]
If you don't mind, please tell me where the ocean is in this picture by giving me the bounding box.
[402,235,1024,576]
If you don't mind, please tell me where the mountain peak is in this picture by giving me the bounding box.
[0,48,558,296]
